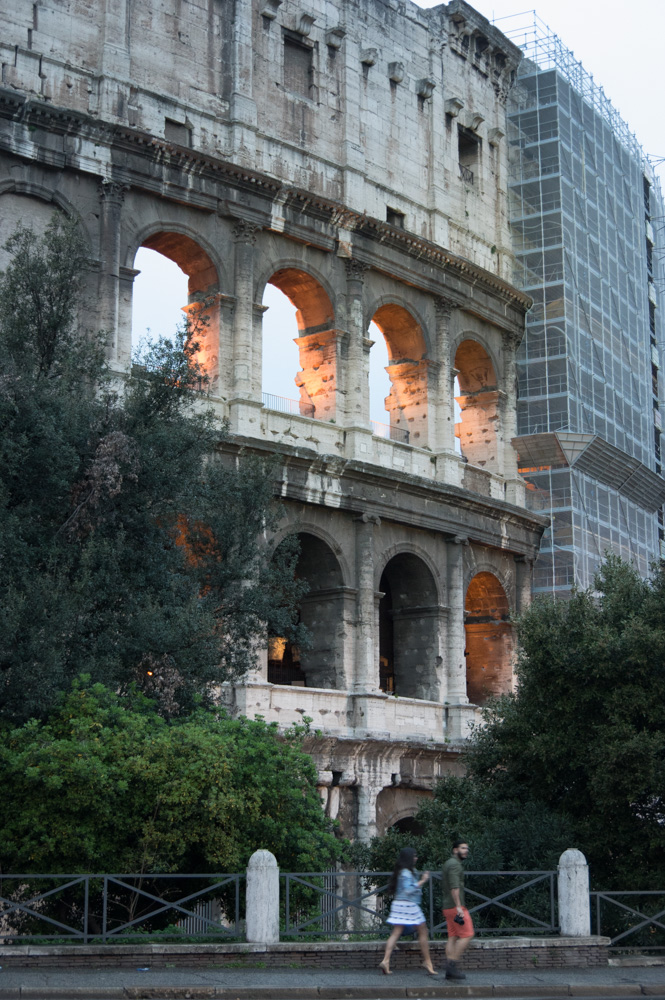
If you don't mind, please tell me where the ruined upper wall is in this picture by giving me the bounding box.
[1,0,521,277]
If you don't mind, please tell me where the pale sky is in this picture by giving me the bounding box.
[132,0,664,423]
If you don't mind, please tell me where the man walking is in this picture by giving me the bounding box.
[441,839,474,980]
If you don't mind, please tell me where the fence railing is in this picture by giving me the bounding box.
[590,891,665,949]
[0,873,243,944]
[262,392,315,418]
[371,420,410,445]
[281,870,558,939]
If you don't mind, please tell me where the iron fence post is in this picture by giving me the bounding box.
[83,876,89,944]
[285,874,290,937]
[235,874,240,937]
[102,876,108,943]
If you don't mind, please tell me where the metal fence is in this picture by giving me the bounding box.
[281,870,558,939]
[0,873,243,944]
[590,891,665,950]
[371,420,410,445]
[262,392,315,418]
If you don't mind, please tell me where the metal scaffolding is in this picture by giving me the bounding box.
[504,12,665,595]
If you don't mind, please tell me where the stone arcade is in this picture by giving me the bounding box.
[0,0,546,838]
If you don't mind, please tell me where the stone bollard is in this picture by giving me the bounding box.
[558,848,591,936]
[246,849,280,944]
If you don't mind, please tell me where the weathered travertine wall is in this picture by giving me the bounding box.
[0,0,545,839]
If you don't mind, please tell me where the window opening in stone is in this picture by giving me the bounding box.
[386,207,405,228]
[262,268,336,420]
[132,248,188,354]
[284,36,313,98]
[164,119,192,146]
[454,339,499,471]
[379,553,439,700]
[268,533,345,689]
[262,283,302,414]
[131,233,220,389]
[369,321,391,430]
[464,572,513,706]
[370,304,428,446]
[458,125,480,184]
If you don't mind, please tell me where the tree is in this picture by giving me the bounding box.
[0,679,340,876]
[0,218,305,725]
[466,556,665,889]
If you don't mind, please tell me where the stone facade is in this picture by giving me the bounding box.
[0,0,546,839]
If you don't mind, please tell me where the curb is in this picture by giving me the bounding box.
[0,987,663,1000]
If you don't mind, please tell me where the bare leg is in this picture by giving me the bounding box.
[380,925,403,973]
[417,922,436,973]
[451,935,473,962]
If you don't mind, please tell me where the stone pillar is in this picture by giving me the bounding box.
[97,180,128,368]
[294,328,347,420]
[515,556,533,614]
[456,389,502,472]
[446,536,469,719]
[117,265,140,369]
[182,294,224,396]
[246,849,279,944]
[231,220,261,401]
[356,781,380,843]
[434,297,457,454]
[500,332,520,481]
[558,849,591,937]
[385,359,432,447]
[230,0,258,132]
[344,259,370,426]
[353,513,380,692]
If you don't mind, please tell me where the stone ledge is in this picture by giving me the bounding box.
[0,937,611,970]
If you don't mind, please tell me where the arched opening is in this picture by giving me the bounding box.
[370,304,429,446]
[131,232,220,388]
[376,786,432,836]
[454,339,500,471]
[464,572,514,705]
[262,268,337,420]
[379,553,440,700]
[268,532,347,689]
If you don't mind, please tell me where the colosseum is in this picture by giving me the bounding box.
[0,0,546,838]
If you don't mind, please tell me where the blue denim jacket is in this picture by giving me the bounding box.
[394,868,422,905]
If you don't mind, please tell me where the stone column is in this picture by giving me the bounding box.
[182,294,224,396]
[344,259,370,426]
[500,331,520,481]
[231,220,261,401]
[353,513,380,693]
[384,359,432,447]
[433,297,457,454]
[446,535,469,706]
[356,781,380,843]
[230,0,258,131]
[97,180,128,368]
[515,556,533,614]
[558,849,591,936]
[246,850,279,944]
[294,328,347,420]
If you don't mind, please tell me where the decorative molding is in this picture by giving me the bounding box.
[360,48,378,66]
[345,258,370,282]
[325,26,346,48]
[388,61,405,84]
[434,296,457,320]
[297,13,315,36]
[232,219,262,244]
[445,96,464,117]
[416,78,435,100]
[98,179,129,203]
[488,126,505,146]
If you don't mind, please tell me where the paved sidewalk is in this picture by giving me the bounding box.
[0,961,664,999]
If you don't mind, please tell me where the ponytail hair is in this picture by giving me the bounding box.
[387,846,418,895]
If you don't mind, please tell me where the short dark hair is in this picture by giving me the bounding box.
[452,838,467,849]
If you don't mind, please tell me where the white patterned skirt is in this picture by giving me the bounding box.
[386,898,426,926]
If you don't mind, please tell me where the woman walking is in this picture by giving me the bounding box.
[379,847,437,976]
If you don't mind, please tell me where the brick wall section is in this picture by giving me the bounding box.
[0,939,609,969]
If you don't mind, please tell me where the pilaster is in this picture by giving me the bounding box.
[344,259,370,426]
[353,512,380,693]
[232,220,261,401]
[97,180,129,367]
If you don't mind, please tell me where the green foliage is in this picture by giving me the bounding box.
[0,218,305,724]
[0,679,341,875]
[466,556,665,889]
